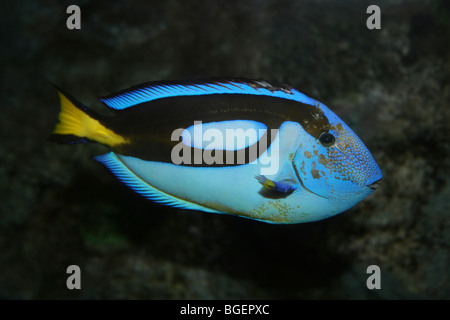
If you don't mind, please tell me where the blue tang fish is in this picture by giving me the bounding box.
[51,78,382,224]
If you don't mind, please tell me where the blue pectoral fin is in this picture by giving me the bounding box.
[95,152,222,214]
[256,175,297,198]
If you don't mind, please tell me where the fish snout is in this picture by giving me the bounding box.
[365,161,382,190]
[366,178,382,191]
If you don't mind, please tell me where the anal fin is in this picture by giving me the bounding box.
[95,152,223,214]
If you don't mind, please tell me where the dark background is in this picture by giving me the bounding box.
[1,0,449,299]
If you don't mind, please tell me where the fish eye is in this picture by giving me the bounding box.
[319,132,336,147]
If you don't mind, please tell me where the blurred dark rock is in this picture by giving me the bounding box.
[0,0,449,299]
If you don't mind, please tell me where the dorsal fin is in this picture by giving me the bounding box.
[99,78,320,110]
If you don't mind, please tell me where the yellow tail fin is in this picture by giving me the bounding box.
[52,88,126,147]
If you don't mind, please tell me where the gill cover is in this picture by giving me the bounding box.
[292,120,382,199]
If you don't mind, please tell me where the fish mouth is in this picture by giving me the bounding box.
[366,179,382,191]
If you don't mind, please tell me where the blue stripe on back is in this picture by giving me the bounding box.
[99,78,321,110]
